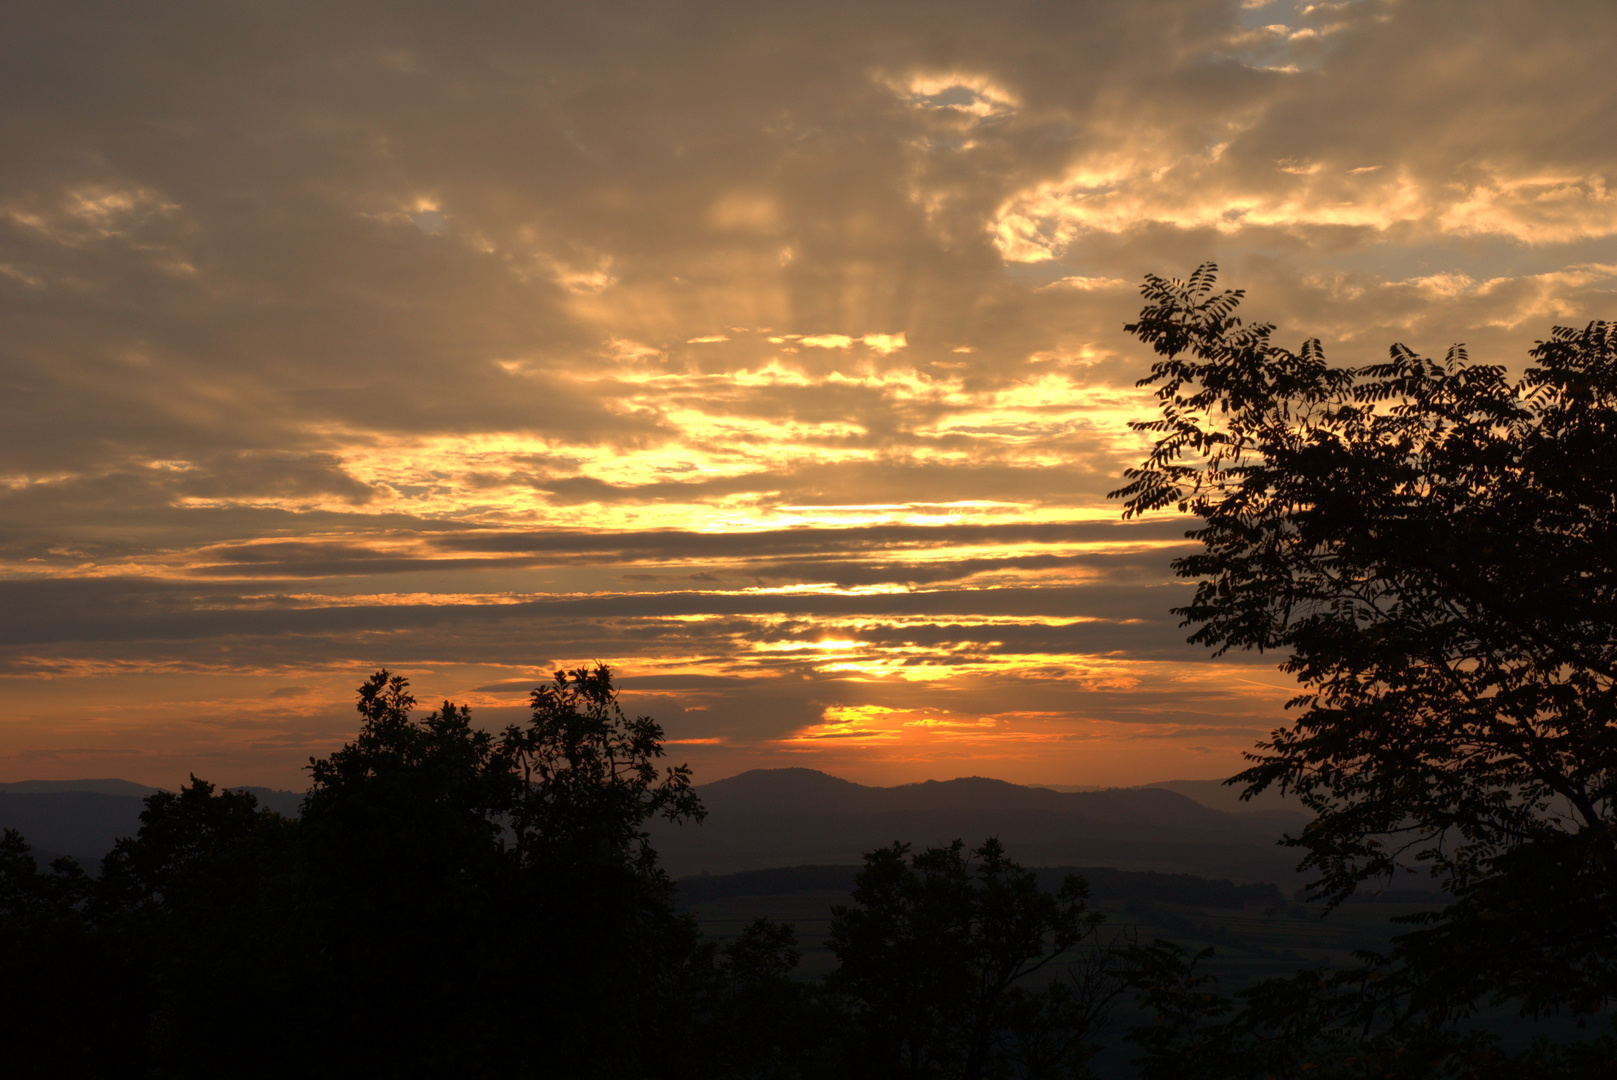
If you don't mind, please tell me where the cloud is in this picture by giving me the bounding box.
[800,334,855,349]
[2,0,1613,785]
[862,332,908,354]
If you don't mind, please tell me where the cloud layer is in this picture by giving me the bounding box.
[3,0,1614,786]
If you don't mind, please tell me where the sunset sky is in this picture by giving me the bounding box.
[4,0,1616,790]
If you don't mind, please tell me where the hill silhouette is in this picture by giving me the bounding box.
[0,791,146,865]
[1,769,1303,881]
[675,862,1286,910]
[0,781,306,865]
[0,778,163,798]
[650,768,1308,882]
[1142,778,1302,815]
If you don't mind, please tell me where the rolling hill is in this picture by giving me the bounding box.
[650,768,1308,882]
[1,769,1306,884]
[0,781,305,866]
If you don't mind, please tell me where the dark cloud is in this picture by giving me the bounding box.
[0,577,1193,644]
[434,519,1192,555]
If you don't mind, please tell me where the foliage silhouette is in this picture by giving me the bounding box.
[0,827,133,1078]
[298,674,520,1076]
[1121,937,1617,1080]
[1112,265,1617,1049]
[0,665,719,1079]
[503,663,705,868]
[298,664,709,1079]
[828,837,1119,1079]
[32,658,1558,1077]
[98,779,301,1076]
[695,915,844,1079]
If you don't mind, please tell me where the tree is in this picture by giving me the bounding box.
[1116,937,1590,1080]
[492,665,708,1079]
[828,838,1114,1079]
[1111,265,1617,1019]
[499,662,705,871]
[298,665,708,1079]
[0,781,302,1080]
[96,780,301,1079]
[0,829,134,1079]
[0,666,714,1080]
[696,916,842,1080]
[298,673,518,1077]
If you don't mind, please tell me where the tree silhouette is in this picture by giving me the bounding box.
[697,916,841,1080]
[828,838,1115,1078]
[0,828,132,1078]
[98,780,301,1077]
[1,781,301,1079]
[1112,264,1617,1019]
[500,663,705,869]
[297,664,708,1078]
[492,665,707,1079]
[298,673,518,1076]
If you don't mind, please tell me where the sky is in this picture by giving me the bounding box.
[4,0,1616,790]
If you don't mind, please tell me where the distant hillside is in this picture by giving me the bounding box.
[0,792,146,865]
[2,769,1304,883]
[675,863,1286,910]
[1143,778,1303,815]
[650,768,1310,883]
[1039,777,1303,814]
[0,781,305,867]
[0,778,163,798]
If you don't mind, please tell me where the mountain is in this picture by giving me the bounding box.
[1040,777,1304,814]
[0,778,163,798]
[0,781,305,867]
[2,769,1307,884]
[1142,778,1304,815]
[0,792,147,866]
[650,769,1310,883]
[233,786,306,818]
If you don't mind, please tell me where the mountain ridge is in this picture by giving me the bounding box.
[652,767,1309,882]
[0,784,306,866]
[2,770,1307,882]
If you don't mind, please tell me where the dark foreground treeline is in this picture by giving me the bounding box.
[3,669,1613,1080]
[0,667,1111,1080]
[674,863,1286,910]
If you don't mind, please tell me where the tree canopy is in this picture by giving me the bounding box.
[0,665,1123,1079]
[0,665,720,1079]
[298,665,709,1079]
[829,838,1113,1079]
[1112,264,1617,1018]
